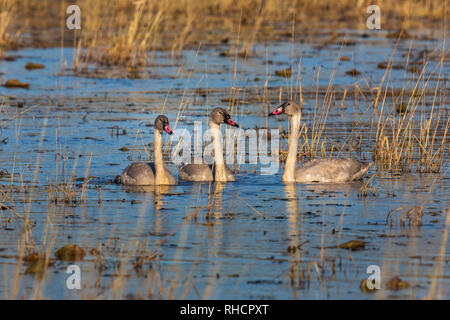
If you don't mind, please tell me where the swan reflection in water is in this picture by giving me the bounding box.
[206,182,225,219]
[121,184,176,213]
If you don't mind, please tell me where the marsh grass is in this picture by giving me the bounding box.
[2,0,448,66]
[357,175,378,198]
[387,206,424,227]
[0,0,17,58]
[0,0,448,301]
[270,27,448,175]
[45,152,93,204]
[372,38,448,173]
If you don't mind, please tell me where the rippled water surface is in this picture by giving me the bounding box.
[0,29,448,299]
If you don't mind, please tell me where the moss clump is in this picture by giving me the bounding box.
[386,276,409,290]
[386,30,411,39]
[25,62,45,70]
[55,244,86,261]
[3,79,30,89]
[23,252,40,264]
[396,102,409,114]
[345,69,360,76]
[337,240,366,251]
[275,68,292,77]
[25,259,54,278]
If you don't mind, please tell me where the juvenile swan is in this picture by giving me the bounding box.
[178,107,239,182]
[269,100,371,183]
[120,115,177,186]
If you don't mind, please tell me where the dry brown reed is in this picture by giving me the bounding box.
[1,1,447,66]
[372,38,448,173]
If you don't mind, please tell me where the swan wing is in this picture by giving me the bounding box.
[295,158,371,183]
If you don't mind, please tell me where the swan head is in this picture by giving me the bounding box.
[210,107,239,127]
[269,100,302,117]
[155,115,173,135]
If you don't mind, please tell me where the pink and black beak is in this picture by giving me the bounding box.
[269,103,285,116]
[164,123,173,135]
[225,115,239,128]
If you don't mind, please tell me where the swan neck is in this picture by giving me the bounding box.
[210,121,227,181]
[283,113,301,182]
[154,129,164,172]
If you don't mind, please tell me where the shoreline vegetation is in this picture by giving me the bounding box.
[0,0,448,64]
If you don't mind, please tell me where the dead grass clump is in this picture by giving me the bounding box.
[46,175,80,204]
[275,68,293,78]
[0,0,18,58]
[372,42,448,174]
[25,62,44,70]
[345,68,360,76]
[387,206,424,227]
[386,276,410,290]
[358,175,377,198]
[55,244,86,261]
[3,79,30,89]
[337,240,366,251]
[24,259,54,277]
[46,153,93,204]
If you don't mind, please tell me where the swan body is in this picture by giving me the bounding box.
[120,115,177,186]
[121,162,155,185]
[121,162,177,185]
[294,158,371,183]
[269,100,371,183]
[178,107,239,182]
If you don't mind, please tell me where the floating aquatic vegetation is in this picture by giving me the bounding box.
[22,251,40,264]
[345,69,360,76]
[25,259,55,278]
[337,240,366,251]
[55,244,86,261]
[3,79,30,89]
[386,30,411,40]
[396,102,409,114]
[25,62,44,70]
[386,276,410,290]
[275,68,292,77]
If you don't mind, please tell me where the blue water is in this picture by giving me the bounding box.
[0,28,448,299]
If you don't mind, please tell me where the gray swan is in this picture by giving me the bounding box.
[269,100,372,183]
[120,115,177,186]
[178,107,239,182]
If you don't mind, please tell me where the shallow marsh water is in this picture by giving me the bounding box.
[0,28,449,299]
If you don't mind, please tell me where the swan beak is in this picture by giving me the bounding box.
[227,118,239,128]
[164,124,173,135]
[269,106,283,116]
